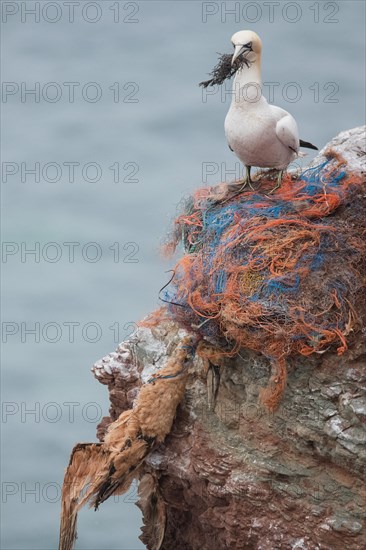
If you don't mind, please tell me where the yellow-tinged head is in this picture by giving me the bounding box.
[230,30,262,65]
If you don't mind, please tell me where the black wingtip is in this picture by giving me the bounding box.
[299,139,318,151]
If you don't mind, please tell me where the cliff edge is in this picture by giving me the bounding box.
[61,127,366,550]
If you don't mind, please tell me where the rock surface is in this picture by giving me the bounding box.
[93,127,366,550]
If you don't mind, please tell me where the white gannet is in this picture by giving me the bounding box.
[223,30,317,189]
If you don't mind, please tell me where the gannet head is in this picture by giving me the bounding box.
[231,30,262,66]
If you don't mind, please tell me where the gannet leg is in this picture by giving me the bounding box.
[269,170,283,194]
[225,166,254,202]
[246,165,252,185]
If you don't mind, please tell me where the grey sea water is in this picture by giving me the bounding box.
[1,1,365,548]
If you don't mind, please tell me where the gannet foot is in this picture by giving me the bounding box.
[235,178,254,193]
[228,165,253,195]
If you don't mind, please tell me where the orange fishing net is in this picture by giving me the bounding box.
[162,154,365,410]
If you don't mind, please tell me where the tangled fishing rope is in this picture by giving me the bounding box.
[59,149,365,550]
[163,153,365,410]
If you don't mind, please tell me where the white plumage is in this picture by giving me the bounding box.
[224,30,313,186]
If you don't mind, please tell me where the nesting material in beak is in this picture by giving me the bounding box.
[199,51,251,88]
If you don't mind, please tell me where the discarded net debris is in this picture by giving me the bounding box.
[163,153,365,410]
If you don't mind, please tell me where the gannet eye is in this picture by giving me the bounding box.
[245,41,253,50]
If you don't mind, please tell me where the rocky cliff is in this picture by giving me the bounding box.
[62,127,366,550]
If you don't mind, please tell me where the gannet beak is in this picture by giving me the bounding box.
[232,45,245,65]
[231,43,252,65]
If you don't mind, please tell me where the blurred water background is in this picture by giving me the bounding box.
[1,1,365,548]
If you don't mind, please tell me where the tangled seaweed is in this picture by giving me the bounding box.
[163,154,365,410]
[199,52,251,88]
